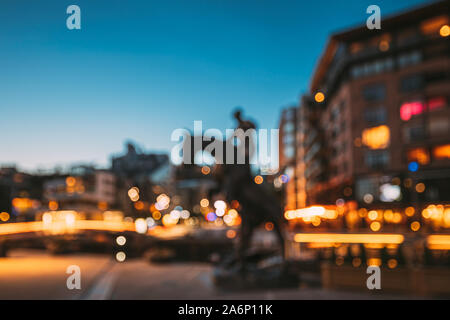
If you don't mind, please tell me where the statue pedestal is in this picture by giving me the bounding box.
[212,250,300,291]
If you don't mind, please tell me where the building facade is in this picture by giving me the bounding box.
[43,166,116,217]
[279,106,301,210]
[282,1,450,213]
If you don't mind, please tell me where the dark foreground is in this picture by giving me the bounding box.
[0,249,411,300]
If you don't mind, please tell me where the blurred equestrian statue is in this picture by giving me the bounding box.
[205,110,301,290]
[209,110,286,270]
[181,109,298,288]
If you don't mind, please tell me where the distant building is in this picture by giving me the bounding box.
[298,95,329,206]
[112,142,168,180]
[111,142,171,217]
[43,166,116,217]
[0,166,44,222]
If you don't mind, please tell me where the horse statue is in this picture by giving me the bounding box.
[203,110,286,274]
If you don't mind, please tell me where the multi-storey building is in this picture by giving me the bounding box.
[297,95,330,206]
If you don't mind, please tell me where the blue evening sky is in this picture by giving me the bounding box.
[0,0,431,171]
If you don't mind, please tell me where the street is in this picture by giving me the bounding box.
[0,249,407,300]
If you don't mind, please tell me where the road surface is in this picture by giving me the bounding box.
[0,249,410,300]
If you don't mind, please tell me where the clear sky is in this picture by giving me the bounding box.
[1,0,431,171]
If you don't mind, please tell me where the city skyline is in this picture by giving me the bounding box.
[1,0,430,171]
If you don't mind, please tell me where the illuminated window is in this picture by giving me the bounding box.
[362,125,390,149]
[420,15,449,36]
[400,100,425,121]
[369,34,391,50]
[433,144,450,160]
[428,96,447,111]
[400,97,447,121]
[407,148,430,165]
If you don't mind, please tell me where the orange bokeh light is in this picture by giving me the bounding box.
[362,125,390,149]
[254,175,263,184]
[407,148,430,165]
[265,222,274,231]
[314,92,325,103]
[201,166,211,175]
[48,201,58,211]
[433,144,450,160]
[440,25,450,37]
